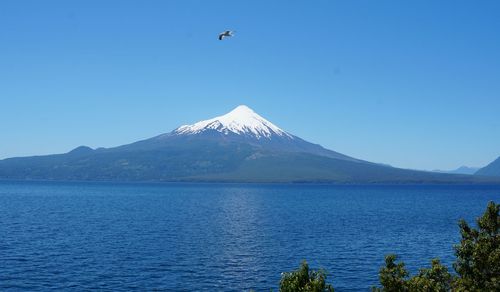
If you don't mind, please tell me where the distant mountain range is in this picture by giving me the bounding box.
[0,105,499,183]
[432,166,480,175]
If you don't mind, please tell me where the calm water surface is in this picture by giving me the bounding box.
[0,181,499,291]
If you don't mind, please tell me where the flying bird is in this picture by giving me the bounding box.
[218,30,234,40]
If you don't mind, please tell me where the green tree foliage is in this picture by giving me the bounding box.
[453,201,500,291]
[407,259,452,291]
[372,256,452,291]
[279,260,334,292]
[373,254,409,291]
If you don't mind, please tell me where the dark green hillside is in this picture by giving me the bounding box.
[187,151,499,183]
[1,140,498,183]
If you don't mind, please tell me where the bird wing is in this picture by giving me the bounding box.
[218,34,224,40]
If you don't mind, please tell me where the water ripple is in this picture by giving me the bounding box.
[0,182,499,291]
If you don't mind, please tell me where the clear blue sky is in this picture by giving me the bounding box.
[1,0,499,170]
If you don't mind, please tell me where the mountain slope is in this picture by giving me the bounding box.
[0,105,498,183]
[475,156,500,177]
[0,141,492,183]
[114,105,360,162]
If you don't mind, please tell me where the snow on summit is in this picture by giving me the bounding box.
[174,105,293,139]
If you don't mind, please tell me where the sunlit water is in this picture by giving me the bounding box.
[1,181,499,291]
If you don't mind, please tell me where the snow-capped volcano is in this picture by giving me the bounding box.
[174,105,293,139]
[4,103,495,183]
[163,104,357,161]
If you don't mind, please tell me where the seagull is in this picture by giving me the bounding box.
[218,30,234,40]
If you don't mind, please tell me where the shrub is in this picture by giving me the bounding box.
[279,260,334,292]
[453,201,500,291]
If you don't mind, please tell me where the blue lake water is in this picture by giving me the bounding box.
[0,181,499,291]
